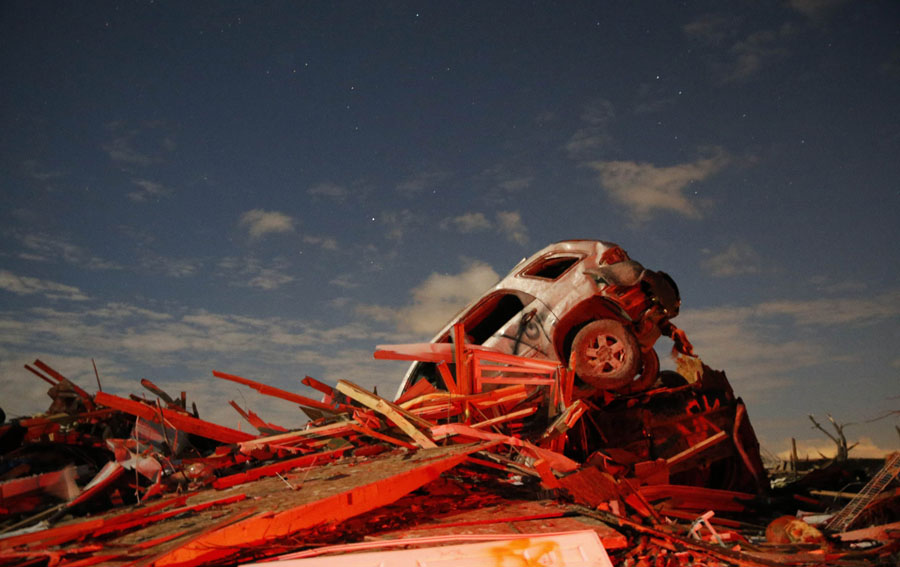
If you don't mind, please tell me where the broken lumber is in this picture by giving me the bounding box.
[336,379,437,449]
[213,370,352,414]
[94,391,255,444]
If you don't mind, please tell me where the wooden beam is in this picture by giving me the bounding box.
[213,370,352,413]
[452,323,470,395]
[148,442,499,566]
[301,375,336,398]
[471,406,537,430]
[228,401,288,434]
[336,380,437,449]
[32,359,96,410]
[665,430,728,470]
[213,449,348,490]
[94,391,255,444]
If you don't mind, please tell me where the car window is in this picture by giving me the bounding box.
[456,291,532,344]
[519,255,581,280]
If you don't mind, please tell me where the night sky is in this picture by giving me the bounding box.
[2,1,898,459]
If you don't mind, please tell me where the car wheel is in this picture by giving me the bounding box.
[571,319,640,390]
[614,348,659,394]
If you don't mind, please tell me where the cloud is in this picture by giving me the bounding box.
[218,256,295,290]
[585,153,729,220]
[239,209,295,239]
[102,121,175,167]
[701,242,763,277]
[725,28,791,83]
[307,182,348,201]
[395,170,448,197]
[788,0,850,22]
[22,159,65,181]
[672,288,900,405]
[357,260,501,336]
[128,178,172,202]
[247,271,293,290]
[398,260,501,334]
[439,210,528,244]
[754,291,900,327]
[104,135,153,166]
[496,211,529,245]
[379,209,421,241]
[675,305,824,395]
[477,164,534,201]
[329,274,359,289]
[0,270,89,301]
[565,99,616,159]
[442,212,491,233]
[139,253,202,278]
[302,235,338,250]
[0,300,405,426]
[683,15,793,83]
[683,13,739,45]
[17,232,121,270]
[2,303,388,370]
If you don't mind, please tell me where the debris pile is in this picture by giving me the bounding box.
[2,339,898,566]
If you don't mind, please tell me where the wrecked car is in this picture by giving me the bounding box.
[396,239,695,398]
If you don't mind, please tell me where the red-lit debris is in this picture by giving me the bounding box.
[0,343,898,566]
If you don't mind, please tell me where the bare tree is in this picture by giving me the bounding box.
[808,414,858,462]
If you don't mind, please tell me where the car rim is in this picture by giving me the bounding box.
[582,332,626,374]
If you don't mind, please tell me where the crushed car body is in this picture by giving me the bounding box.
[397,239,695,399]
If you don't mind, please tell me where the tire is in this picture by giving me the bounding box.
[571,319,640,390]
[615,348,660,394]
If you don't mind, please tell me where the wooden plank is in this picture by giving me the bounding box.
[32,359,96,410]
[0,495,187,551]
[212,449,348,490]
[471,406,537,430]
[148,442,500,566]
[408,402,465,421]
[24,364,56,386]
[301,375,336,397]
[94,391,255,444]
[89,494,248,539]
[228,401,288,434]
[431,423,580,473]
[398,385,528,411]
[373,342,505,363]
[213,370,352,413]
[132,507,261,567]
[665,430,728,469]
[436,361,459,394]
[373,342,455,363]
[349,424,417,450]
[541,399,588,440]
[336,380,437,449]
[453,323,470,394]
[140,378,177,407]
[237,421,356,454]
[394,376,436,405]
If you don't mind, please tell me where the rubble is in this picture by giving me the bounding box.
[1,240,897,566]
[2,348,898,566]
